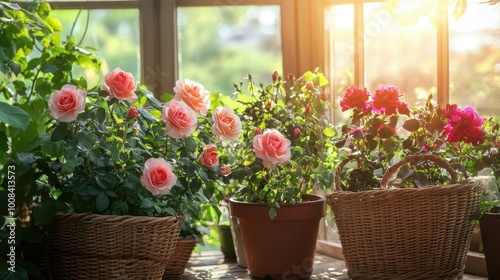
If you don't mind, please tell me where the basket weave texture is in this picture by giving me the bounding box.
[49,213,184,280]
[163,237,199,278]
[327,154,486,280]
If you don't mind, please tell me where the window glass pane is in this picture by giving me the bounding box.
[449,3,500,116]
[51,9,141,87]
[364,2,437,107]
[177,6,282,95]
[325,4,354,123]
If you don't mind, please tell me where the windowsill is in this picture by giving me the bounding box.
[179,248,488,280]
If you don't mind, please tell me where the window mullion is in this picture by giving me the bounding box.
[436,0,450,106]
[353,2,364,87]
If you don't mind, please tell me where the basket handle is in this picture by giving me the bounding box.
[334,153,363,192]
[380,154,458,189]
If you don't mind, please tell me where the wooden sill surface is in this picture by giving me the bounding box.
[178,251,488,280]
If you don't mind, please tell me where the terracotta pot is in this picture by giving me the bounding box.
[480,207,500,280]
[230,216,247,268]
[229,194,326,279]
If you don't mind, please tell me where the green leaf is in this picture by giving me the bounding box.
[97,107,106,123]
[383,139,398,153]
[185,137,197,152]
[50,122,69,141]
[0,2,21,10]
[45,16,62,32]
[403,119,420,132]
[323,127,335,137]
[268,207,277,220]
[378,127,394,139]
[0,264,29,280]
[453,0,467,20]
[7,60,20,75]
[96,192,110,212]
[33,203,56,225]
[0,131,7,152]
[140,197,154,209]
[138,108,158,123]
[0,102,30,130]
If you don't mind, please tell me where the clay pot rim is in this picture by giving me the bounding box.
[228,193,325,207]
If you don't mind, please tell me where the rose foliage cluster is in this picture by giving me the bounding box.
[29,67,248,228]
[215,69,337,218]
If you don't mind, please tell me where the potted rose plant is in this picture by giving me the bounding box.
[6,59,242,280]
[217,69,336,279]
[328,85,486,280]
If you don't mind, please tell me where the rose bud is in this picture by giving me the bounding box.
[321,92,328,101]
[288,73,295,83]
[128,107,139,119]
[254,127,262,134]
[305,81,314,90]
[305,104,312,114]
[294,128,301,136]
[267,101,272,107]
[272,71,280,82]
[219,166,232,176]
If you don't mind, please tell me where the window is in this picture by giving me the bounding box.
[51,8,141,88]
[177,5,282,96]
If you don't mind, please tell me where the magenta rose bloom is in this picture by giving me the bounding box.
[372,85,409,116]
[339,85,371,113]
[442,106,485,145]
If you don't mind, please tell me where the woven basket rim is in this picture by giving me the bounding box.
[54,212,184,222]
[329,179,484,195]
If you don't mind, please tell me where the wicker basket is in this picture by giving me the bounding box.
[48,213,184,280]
[163,237,199,279]
[327,154,486,280]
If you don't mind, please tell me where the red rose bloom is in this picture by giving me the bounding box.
[371,85,409,116]
[339,86,371,113]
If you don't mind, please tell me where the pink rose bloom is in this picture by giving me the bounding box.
[372,85,408,116]
[199,144,219,167]
[161,99,198,139]
[48,84,87,122]
[212,107,242,141]
[141,158,177,196]
[253,129,291,169]
[442,106,485,145]
[219,166,232,176]
[339,85,371,113]
[173,79,210,116]
[101,68,137,103]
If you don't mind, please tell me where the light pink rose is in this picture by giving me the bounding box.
[141,158,177,196]
[199,144,219,167]
[218,166,232,176]
[48,84,87,122]
[212,107,242,141]
[101,68,137,103]
[253,129,291,169]
[173,79,210,116]
[161,99,198,139]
